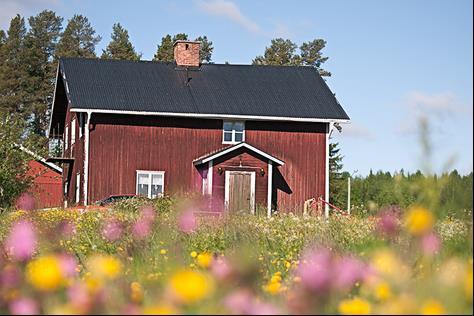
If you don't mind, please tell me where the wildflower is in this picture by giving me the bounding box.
[15,192,36,211]
[87,255,122,280]
[67,282,91,313]
[338,297,371,315]
[5,220,37,261]
[333,256,367,290]
[465,266,473,301]
[196,252,213,268]
[102,218,123,242]
[26,255,64,291]
[190,251,198,258]
[143,304,178,315]
[376,208,400,237]
[130,282,144,304]
[421,233,441,256]
[264,280,281,295]
[178,209,197,233]
[160,249,167,255]
[58,253,79,278]
[404,206,434,236]
[9,297,38,315]
[169,269,214,304]
[371,249,406,280]
[211,257,232,280]
[297,247,332,291]
[132,219,152,240]
[420,299,446,315]
[374,282,392,301]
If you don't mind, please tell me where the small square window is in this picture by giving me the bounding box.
[223,121,245,144]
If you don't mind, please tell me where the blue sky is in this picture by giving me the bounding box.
[2,0,473,176]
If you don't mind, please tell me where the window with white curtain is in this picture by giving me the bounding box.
[136,171,164,198]
[223,121,245,144]
[71,118,76,145]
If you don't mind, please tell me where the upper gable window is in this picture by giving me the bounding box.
[223,121,245,144]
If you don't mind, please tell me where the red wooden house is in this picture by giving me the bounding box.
[48,40,350,216]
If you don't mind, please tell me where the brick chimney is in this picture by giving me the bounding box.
[173,40,200,67]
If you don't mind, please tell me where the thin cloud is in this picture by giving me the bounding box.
[196,0,262,35]
[0,0,60,29]
[396,91,472,135]
[339,122,375,140]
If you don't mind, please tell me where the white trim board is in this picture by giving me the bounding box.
[16,144,63,173]
[69,108,350,124]
[224,171,256,214]
[194,142,284,166]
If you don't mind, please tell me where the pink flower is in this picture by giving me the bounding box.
[333,256,366,290]
[102,218,123,241]
[0,265,20,288]
[248,302,279,315]
[67,282,91,312]
[178,209,197,233]
[140,206,156,221]
[9,298,38,315]
[132,219,151,240]
[297,247,333,292]
[5,221,37,261]
[377,208,400,237]
[421,232,441,255]
[58,254,78,278]
[211,257,232,280]
[224,290,254,314]
[15,193,36,211]
[59,220,76,237]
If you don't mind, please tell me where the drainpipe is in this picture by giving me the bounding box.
[83,111,92,206]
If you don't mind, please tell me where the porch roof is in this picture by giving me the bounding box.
[193,142,285,166]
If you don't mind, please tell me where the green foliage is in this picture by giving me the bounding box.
[56,14,101,58]
[253,38,331,76]
[153,33,214,63]
[101,23,141,61]
[329,142,345,207]
[0,113,31,210]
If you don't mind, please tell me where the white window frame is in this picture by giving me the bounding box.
[79,113,83,138]
[71,118,76,145]
[222,121,245,144]
[136,170,165,198]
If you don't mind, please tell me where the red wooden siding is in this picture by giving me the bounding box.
[86,114,327,212]
[25,160,62,209]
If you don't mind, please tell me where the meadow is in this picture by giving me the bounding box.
[0,194,472,315]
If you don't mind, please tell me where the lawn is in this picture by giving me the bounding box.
[0,195,472,314]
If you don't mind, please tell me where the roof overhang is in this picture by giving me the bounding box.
[16,144,63,173]
[193,142,285,166]
[69,108,350,124]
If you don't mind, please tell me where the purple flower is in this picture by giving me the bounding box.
[5,221,37,261]
[376,208,400,237]
[132,219,152,240]
[297,247,333,292]
[421,232,441,255]
[211,257,232,280]
[102,218,123,241]
[15,193,36,211]
[9,298,38,315]
[224,290,254,314]
[58,254,78,278]
[178,209,197,233]
[0,264,20,288]
[333,256,366,290]
[68,282,91,312]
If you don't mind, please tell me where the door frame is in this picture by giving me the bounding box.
[224,170,256,214]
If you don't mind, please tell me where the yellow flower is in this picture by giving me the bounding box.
[160,249,167,255]
[338,297,372,315]
[196,252,213,268]
[190,251,197,258]
[143,304,178,315]
[87,255,122,280]
[130,282,144,304]
[169,269,214,304]
[374,282,392,301]
[420,299,446,315]
[404,206,434,236]
[26,255,64,292]
[264,281,281,295]
[465,266,473,301]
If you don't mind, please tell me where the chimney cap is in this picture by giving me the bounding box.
[173,40,201,47]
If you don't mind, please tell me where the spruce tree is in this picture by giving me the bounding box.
[56,14,101,58]
[0,15,29,115]
[153,33,213,63]
[329,142,345,207]
[23,10,63,139]
[101,23,141,60]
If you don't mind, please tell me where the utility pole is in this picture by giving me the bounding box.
[347,176,351,214]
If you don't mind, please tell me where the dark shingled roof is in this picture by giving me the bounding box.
[58,58,349,121]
